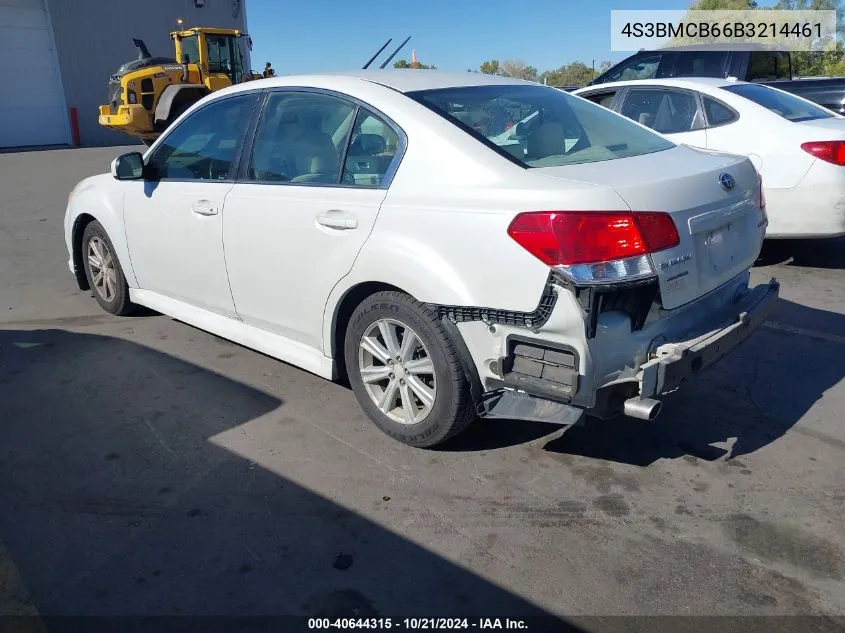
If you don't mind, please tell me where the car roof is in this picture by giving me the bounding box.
[232,69,539,94]
[652,43,785,52]
[574,77,742,93]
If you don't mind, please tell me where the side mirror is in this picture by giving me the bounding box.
[110,152,144,180]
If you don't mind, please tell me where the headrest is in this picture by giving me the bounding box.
[526,122,565,159]
[350,134,385,155]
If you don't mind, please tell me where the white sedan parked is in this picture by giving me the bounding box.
[64,71,777,448]
[574,77,845,239]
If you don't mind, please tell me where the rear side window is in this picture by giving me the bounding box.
[723,83,833,122]
[702,96,738,126]
[247,91,355,184]
[342,109,400,187]
[747,51,791,81]
[408,84,674,168]
[580,90,618,109]
[620,88,699,134]
[671,51,729,78]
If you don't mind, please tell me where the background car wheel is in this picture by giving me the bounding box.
[344,291,477,448]
[81,220,135,316]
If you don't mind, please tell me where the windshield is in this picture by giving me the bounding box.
[408,84,675,168]
[722,83,833,122]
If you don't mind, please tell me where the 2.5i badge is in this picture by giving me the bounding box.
[658,252,692,271]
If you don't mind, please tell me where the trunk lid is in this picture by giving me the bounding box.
[532,145,764,310]
[793,117,845,139]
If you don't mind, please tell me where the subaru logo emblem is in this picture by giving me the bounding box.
[719,173,736,192]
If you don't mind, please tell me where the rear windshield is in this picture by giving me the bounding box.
[407,84,675,167]
[722,83,833,122]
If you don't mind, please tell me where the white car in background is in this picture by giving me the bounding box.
[64,71,777,448]
[574,77,845,239]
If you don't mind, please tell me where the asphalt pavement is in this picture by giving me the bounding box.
[1,147,844,629]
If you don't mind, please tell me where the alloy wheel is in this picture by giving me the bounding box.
[357,318,437,425]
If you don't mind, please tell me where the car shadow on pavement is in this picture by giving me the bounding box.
[756,236,845,269]
[437,418,566,452]
[542,298,845,467]
[0,329,575,627]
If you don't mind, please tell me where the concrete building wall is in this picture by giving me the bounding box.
[47,0,250,146]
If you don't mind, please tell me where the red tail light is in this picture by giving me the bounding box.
[800,140,845,166]
[507,211,679,269]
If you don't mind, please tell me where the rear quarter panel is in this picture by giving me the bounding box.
[327,78,631,313]
[703,104,816,189]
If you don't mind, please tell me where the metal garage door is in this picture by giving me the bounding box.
[0,0,69,148]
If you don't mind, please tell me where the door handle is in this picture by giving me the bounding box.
[191,200,218,216]
[316,211,357,230]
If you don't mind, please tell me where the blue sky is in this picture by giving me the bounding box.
[245,0,695,76]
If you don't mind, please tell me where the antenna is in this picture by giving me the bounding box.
[363,38,392,69]
[379,36,411,69]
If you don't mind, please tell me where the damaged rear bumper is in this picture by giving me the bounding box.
[635,277,780,399]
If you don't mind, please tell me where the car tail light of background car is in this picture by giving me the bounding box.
[507,210,680,285]
[800,140,845,166]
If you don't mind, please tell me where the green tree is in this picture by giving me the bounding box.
[773,0,845,76]
[393,59,436,69]
[541,61,594,86]
[678,0,845,76]
[480,59,500,74]
[688,0,757,8]
[499,59,539,81]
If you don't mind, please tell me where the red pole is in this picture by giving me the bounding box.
[69,107,81,146]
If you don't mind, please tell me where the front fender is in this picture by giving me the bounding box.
[66,175,137,288]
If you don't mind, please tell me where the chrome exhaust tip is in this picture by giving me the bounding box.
[623,396,663,421]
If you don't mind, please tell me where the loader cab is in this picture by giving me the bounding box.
[172,28,249,90]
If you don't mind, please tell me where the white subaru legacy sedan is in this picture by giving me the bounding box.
[573,78,845,239]
[64,70,779,448]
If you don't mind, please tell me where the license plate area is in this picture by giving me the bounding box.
[696,220,744,276]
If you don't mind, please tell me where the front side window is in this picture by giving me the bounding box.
[248,91,356,184]
[723,83,833,122]
[409,84,674,168]
[603,55,663,83]
[342,109,400,187]
[146,93,257,180]
[620,88,699,134]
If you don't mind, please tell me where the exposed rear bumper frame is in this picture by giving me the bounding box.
[636,277,780,399]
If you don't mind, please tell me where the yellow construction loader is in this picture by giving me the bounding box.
[98,26,262,145]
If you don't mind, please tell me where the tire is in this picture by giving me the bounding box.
[81,220,136,316]
[167,101,191,126]
[344,291,477,448]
